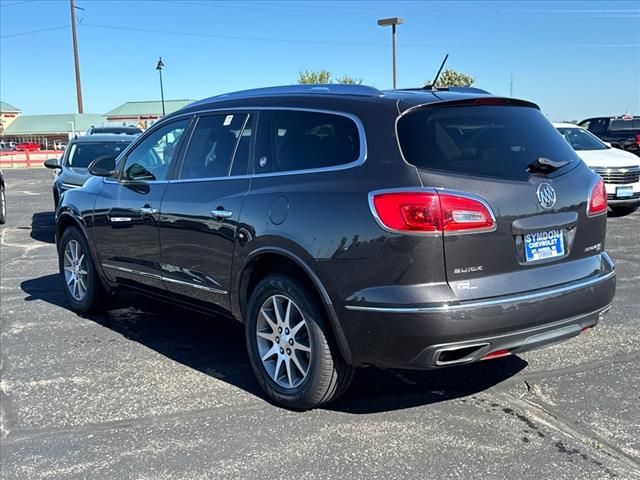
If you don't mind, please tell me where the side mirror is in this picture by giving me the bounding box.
[44,158,61,169]
[88,155,116,177]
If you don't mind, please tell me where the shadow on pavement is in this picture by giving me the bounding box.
[30,211,56,244]
[21,273,527,413]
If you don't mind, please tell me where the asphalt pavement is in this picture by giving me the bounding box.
[1,168,639,479]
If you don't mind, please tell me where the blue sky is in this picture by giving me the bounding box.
[1,0,638,120]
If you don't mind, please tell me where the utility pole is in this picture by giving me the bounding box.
[510,73,514,97]
[69,0,84,113]
[377,17,404,89]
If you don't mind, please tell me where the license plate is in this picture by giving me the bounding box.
[616,186,634,198]
[524,229,565,262]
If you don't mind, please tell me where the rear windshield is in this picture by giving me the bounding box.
[397,105,580,181]
[66,141,131,168]
[609,119,640,131]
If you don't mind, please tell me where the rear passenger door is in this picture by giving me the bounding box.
[159,112,253,312]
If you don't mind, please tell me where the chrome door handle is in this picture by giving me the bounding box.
[211,209,233,218]
[139,206,158,215]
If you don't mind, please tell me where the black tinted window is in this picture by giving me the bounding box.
[180,114,248,179]
[66,141,131,168]
[589,118,608,134]
[256,110,360,174]
[397,105,579,181]
[610,119,640,130]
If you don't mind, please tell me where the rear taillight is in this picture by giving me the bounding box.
[370,190,495,234]
[635,133,640,146]
[587,177,607,216]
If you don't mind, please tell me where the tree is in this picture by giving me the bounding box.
[333,74,363,85]
[428,69,475,87]
[298,69,362,85]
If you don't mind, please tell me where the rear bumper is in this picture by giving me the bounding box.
[607,196,640,207]
[339,253,616,368]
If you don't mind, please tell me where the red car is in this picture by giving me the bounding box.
[15,142,41,151]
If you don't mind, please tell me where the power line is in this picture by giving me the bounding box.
[0,25,69,38]
[0,0,36,7]
[79,23,640,49]
[162,1,639,19]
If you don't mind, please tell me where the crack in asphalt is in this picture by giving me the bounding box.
[497,392,640,477]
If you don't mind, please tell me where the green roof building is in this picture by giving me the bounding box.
[0,98,194,148]
[2,113,106,148]
[106,99,194,126]
[0,101,21,113]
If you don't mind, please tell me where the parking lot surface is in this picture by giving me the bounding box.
[1,168,639,479]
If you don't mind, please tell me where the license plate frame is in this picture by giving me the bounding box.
[616,186,634,198]
[524,229,565,262]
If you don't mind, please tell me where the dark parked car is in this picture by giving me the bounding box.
[0,169,6,224]
[55,84,616,409]
[44,134,136,208]
[86,125,143,136]
[578,115,640,155]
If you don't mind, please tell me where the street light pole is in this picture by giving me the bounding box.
[156,57,166,117]
[377,17,404,89]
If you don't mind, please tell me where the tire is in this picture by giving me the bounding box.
[245,274,354,410]
[58,226,108,313]
[0,185,6,224]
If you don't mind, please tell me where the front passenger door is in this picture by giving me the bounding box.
[93,118,190,291]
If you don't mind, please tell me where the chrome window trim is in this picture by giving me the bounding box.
[102,108,366,183]
[102,107,367,183]
[345,262,615,314]
[102,263,228,295]
[61,182,81,189]
[163,106,368,178]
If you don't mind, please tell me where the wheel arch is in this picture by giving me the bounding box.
[56,210,113,293]
[236,247,353,364]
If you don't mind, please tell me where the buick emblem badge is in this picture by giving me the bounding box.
[536,183,556,210]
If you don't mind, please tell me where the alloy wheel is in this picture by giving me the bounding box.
[63,239,88,301]
[256,294,312,389]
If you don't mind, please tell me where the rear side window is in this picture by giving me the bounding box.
[180,114,248,179]
[609,119,640,130]
[397,105,579,181]
[255,110,360,174]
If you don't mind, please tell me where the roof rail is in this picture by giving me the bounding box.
[398,86,491,95]
[193,84,383,105]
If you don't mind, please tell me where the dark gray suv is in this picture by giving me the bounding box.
[44,134,136,208]
[54,85,616,409]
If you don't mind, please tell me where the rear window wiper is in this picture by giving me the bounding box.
[526,157,569,174]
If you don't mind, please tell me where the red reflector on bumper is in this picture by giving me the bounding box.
[481,349,511,360]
